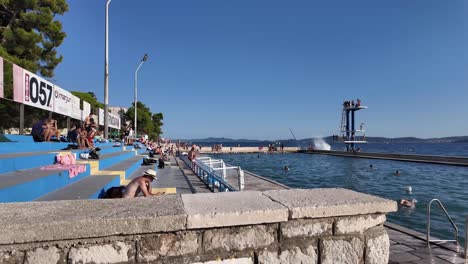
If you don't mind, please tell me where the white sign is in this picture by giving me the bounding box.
[53,86,73,117]
[109,113,121,129]
[22,69,54,111]
[70,95,81,120]
[82,101,91,121]
[98,108,104,126]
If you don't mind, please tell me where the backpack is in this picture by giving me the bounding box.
[88,147,101,160]
[102,186,126,199]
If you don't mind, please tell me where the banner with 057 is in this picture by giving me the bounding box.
[22,69,54,111]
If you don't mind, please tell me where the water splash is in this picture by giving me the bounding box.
[313,138,331,150]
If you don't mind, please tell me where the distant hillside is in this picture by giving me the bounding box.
[182,136,468,144]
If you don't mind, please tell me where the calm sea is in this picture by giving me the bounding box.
[209,143,468,245]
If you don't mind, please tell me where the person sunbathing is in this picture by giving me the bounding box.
[122,169,165,198]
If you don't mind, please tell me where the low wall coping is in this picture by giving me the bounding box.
[264,188,398,219]
[0,188,397,245]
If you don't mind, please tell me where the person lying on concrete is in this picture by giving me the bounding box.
[122,169,165,198]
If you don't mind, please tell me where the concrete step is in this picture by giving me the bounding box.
[0,146,127,174]
[37,155,149,201]
[0,164,91,202]
[36,175,120,201]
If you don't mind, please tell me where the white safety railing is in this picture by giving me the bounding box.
[465,216,467,259]
[195,157,245,191]
[182,156,244,192]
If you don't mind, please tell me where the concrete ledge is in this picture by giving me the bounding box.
[0,196,186,244]
[182,191,288,229]
[263,188,397,219]
[0,188,396,245]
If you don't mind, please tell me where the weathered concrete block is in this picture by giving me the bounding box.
[0,196,187,244]
[320,237,364,264]
[281,218,333,238]
[192,258,254,264]
[335,214,386,235]
[182,192,287,229]
[203,225,276,254]
[258,246,317,264]
[263,188,397,219]
[138,231,200,262]
[0,251,24,264]
[25,247,64,264]
[365,228,390,264]
[68,242,133,264]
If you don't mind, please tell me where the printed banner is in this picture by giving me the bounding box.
[20,69,54,111]
[82,101,91,121]
[53,86,73,117]
[109,113,121,129]
[13,64,24,103]
[0,57,3,98]
[98,108,104,126]
[70,95,81,120]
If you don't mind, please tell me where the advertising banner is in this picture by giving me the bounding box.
[82,101,91,121]
[109,113,121,129]
[17,69,55,111]
[98,108,104,126]
[53,86,73,117]
[13,64,24,103]
[70,95,81,120]
[0,57,3,98]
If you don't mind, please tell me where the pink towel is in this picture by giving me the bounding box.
[40,164,87,179]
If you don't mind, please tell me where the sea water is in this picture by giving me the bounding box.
[209,143,468,245]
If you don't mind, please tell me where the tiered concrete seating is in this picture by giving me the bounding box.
[0,135,151,203]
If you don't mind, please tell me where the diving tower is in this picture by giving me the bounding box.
[340,99,367,151]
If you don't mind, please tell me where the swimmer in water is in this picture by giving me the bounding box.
[283,166,289,173]
[395,170,400,176]
[399,199,417,208]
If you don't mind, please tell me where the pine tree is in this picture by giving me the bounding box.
[0,0,69,77]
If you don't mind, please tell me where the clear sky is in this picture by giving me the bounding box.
[53,0,468,140]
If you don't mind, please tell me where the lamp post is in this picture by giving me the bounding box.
[134,54,148,138]
[104,0,112,139]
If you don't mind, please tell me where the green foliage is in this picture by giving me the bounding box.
[0,0,69,77]
[125,102,164,140]
[71,91,104,111]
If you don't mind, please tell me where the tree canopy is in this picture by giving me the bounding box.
[125,102,164,140]
[71,91,104,111]
[0,0,69,77]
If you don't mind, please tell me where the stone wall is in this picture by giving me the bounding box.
[0,188,396,264]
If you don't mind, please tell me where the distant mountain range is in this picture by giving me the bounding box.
[184,136,468,144]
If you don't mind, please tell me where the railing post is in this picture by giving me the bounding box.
[222,161,226,179]
[238,167,244,191]
[465,216,467,259]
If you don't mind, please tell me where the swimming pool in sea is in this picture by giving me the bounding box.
[209,151,468,245]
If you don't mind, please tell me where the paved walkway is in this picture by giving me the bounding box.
[386,222,466,264]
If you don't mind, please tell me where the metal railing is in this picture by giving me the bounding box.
[182,156,244,192]
[465,216,467,259]
[426,199,459,251]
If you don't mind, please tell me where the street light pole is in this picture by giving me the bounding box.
[104,0,112,139]
[134,54,148,138]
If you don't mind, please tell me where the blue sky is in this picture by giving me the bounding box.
[53,0,468,140]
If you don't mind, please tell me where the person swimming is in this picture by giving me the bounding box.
[395,170,400,176]
[399,199,417,208]
[283,166,289,173]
